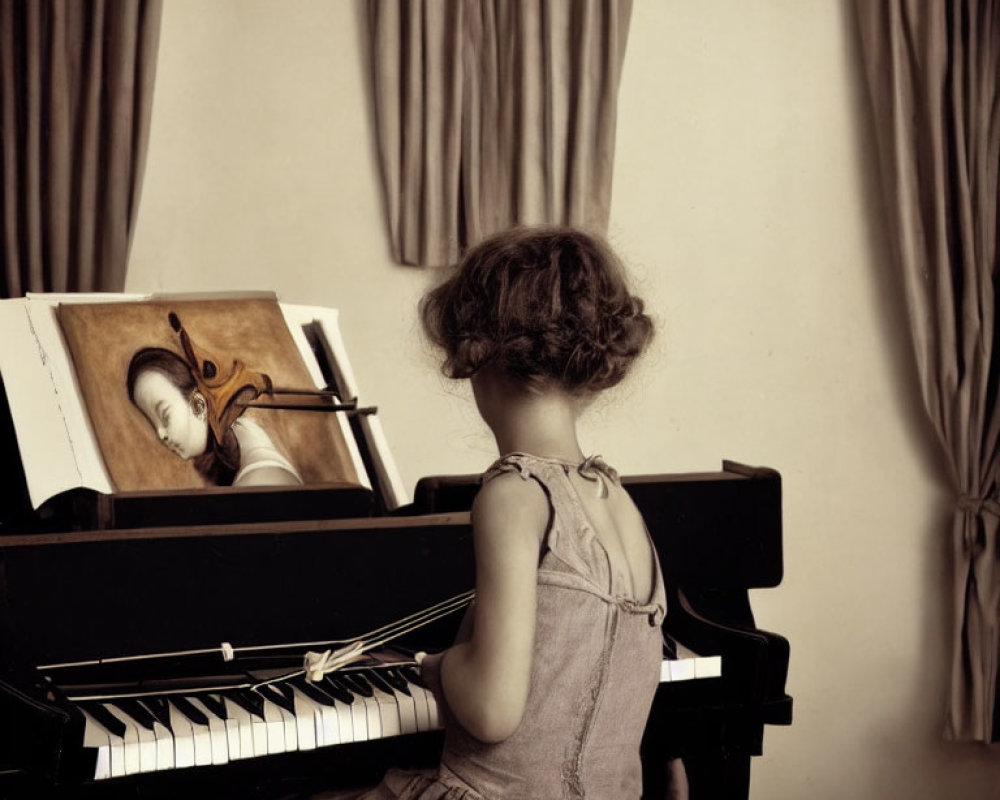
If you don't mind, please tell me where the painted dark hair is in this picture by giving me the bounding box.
[420,227,654,393]
[126,347,238,484]
[127,347,197,403]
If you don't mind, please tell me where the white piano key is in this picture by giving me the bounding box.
[106,705,158,774]
[224,717,244,760]
[343,694,367,741]
[289,686,321,750]
[420,685,440,730]
[359,693,382,740]
[222,711,246,760]
[370,685,401,738]
[222,697,258,760]
[188,697,230,765]
[405,679,431,731]
[182,706,214,767]
[395,688,419,735]
[362,671,409,736]
[167,703,196,769]
[274,699,299,752]
[247,705,269,758]
[334,697,355,743]
[316,701,338,747]
[667,657,696,682]
[151,721,175,771]
[109,732,126,778]
[135,727,158,773]
[319,677,364,742]
[336,675,382,740]
[296,682,343,747]
[694,655,722,679]
[102,705,142,775]
[258,696,287,754]
[378,674,418,735]
[663,647,723,682]
[310,693,343,747]
[80,708,112,780]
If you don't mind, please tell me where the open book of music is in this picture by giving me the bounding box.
[0,292,408,530]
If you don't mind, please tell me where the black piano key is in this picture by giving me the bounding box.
[225,689,266,720]
[170,695,210,726]
[109,699,156,731]
[80,702,128,739]
[196,693,229,721]
[274,682,297,702]
[292,677,338,707]
[320,675,356,705]
[257,684,296,715]
[400,666,425,688]
[363,669,398,696]
[139,697,173,730]
[382,668,412,696]
[338,672,374,698]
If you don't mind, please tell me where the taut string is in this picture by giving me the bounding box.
[50,590,475,700]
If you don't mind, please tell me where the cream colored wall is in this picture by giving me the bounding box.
[127,1,1000,797]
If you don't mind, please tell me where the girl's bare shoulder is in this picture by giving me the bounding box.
[472,471,549,542]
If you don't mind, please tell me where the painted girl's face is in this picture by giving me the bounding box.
[132,369,209,460]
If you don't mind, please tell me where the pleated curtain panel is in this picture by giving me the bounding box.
[855,0,1000,742]
[367,0,633,267]
[0,0,162,297]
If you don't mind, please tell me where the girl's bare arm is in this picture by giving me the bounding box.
[436,473,547,743]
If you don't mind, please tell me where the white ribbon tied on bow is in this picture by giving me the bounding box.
[303,641,365,682]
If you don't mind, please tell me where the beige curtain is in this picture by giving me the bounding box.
[855,0,1000,742]
[368,0,632,267]
[0,0,162,297]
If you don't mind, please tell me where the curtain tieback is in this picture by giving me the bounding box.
[957,494,1000,517]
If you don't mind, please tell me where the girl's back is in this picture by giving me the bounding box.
[419,452,665,800]
[562,465,657,604]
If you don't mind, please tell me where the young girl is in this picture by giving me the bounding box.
[321,226,665,800]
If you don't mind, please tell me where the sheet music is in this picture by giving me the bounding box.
[0,294,144,506]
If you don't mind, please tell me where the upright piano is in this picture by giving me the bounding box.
[0,298,791,800]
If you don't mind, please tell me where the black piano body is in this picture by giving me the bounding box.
[0,383,791,799]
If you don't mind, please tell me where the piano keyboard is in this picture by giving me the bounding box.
[662,642,721,682]
[74,653,721,780]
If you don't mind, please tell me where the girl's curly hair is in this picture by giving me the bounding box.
[420,227,653,393]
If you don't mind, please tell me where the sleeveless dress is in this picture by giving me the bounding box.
[320,452,666,800]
